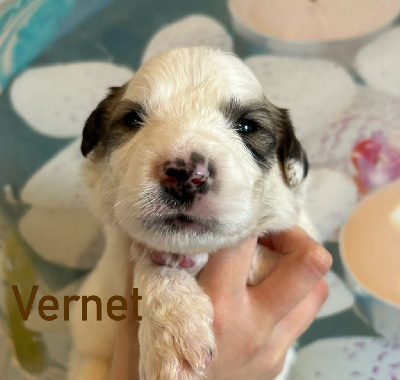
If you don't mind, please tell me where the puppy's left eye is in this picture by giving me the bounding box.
[124,111,143,129]
[235,119,259,134]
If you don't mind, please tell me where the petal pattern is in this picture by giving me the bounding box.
[304,86,400,175]
[20,139,85,209]
[244,56,356,139]
[356,28,400,98]
[289,337,400,379]
[10,62,133,138]
[305,168,358,241]
[142,15,233,63]
[19,207,103,270]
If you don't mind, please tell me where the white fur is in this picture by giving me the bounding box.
[68,47,317,380]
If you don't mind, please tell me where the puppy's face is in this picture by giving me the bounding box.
[82,48,308,254]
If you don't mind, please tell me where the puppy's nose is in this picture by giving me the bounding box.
[159,154,210,204]
[162,166,208,187]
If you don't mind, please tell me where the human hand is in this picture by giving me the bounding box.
[109,227,331,380]
[198,227,331,380]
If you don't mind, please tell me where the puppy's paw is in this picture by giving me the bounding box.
[139,282,215,380]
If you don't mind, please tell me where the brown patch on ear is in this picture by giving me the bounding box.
[81,85,126,157]
[273,107,309,187]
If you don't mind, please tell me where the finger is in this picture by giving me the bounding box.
[271,279,329,347]
[198,235,258,296]
[109,261,140,380]
[251,233,332,323]
[258,226,318,255]
[256,280,328,378]
[268,356,287,380]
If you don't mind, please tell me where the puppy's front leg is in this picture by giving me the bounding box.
[133,249,214,380]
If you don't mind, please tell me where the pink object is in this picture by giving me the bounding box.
[150,251,166,266]
[351,132,400,193]
[150,251,195,268]
[178,256,195,268]
[159,159,210,190]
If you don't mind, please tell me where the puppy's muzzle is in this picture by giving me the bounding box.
[159,152,214,205]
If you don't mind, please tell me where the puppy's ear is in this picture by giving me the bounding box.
[275,108,309,188]
[81,86,124,157]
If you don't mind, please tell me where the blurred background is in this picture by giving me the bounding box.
[1,0,400,379]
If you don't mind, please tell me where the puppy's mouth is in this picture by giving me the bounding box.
[144,214,219,233]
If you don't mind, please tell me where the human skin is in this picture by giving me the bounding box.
[109,227,331,379]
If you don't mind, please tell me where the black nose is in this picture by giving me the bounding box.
[159,153,212,205]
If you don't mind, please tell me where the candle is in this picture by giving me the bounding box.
[391,204,400,227]
[244,0,400,41]
[341,179,400,306]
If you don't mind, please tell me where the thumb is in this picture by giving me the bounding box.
[198,235,257,297]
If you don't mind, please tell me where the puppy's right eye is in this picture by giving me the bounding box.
[235,119,259,134]
[124,111,143,129]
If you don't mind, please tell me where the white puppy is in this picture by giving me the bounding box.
[68,47,317,380]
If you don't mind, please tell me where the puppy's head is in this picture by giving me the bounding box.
[81,47,308,254]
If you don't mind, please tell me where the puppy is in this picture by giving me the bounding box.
[68,47,317,380]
